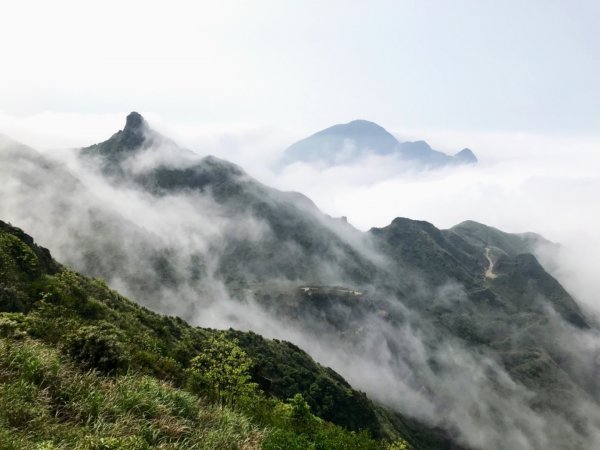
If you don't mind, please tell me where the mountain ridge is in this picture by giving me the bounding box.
[1,113,598,449]
[283,119,478,168]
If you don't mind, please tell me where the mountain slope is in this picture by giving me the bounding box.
[0,219,420,449]
[0,218,379,433]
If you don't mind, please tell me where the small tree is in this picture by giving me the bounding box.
[288,393,318,436]
[189,335,256,405]
[289,393,312,424]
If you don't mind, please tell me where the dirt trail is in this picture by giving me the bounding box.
[485,247,497,279]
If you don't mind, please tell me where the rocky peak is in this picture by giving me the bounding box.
[124,111,146,133]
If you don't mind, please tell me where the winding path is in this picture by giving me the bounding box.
[485,247,497,279]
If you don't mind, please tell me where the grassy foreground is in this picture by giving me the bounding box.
[0,220,410,449]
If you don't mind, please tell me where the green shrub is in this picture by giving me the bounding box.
[0,234,39,279]
[0,313,27,338]
[262,428,312,450]
[65,323,129,374]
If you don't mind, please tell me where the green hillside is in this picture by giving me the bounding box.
[0,220,417,449]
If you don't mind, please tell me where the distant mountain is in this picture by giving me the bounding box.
[282,119,478,168]
[2,113,599,450]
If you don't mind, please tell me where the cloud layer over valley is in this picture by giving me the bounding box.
[2,113,600,450]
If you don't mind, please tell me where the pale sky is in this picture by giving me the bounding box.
[1,0,599,135]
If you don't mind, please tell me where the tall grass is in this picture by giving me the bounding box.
[0,337,264,449]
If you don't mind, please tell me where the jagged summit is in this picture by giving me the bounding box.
[113,111,150,151]
[79,113,263,198]
[124,111,147,133]
[81,112,175,168]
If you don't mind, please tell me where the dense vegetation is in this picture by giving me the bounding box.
[0,220,414,449]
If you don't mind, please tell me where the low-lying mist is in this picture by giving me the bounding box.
[2,112,600,450]
[188,124,600,313]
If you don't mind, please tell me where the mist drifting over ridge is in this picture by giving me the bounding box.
[2,111,600,449]
[2,109,598,311]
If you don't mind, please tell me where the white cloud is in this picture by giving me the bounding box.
[261,129,600,310]
[3,117,600,449]
[2,110,599,311]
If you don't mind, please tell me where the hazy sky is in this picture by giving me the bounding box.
[1,0,599,279]
[2,0,599,135]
